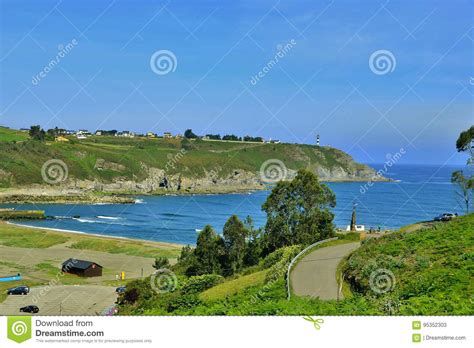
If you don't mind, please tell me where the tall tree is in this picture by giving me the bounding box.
[451,170,474,214]
[194,225,222,275]
[222,215,247,275]
[262,169,336,253]
[243,216,262,267]
[451,126,474,214]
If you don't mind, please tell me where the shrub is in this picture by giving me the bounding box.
[181,274,224,294]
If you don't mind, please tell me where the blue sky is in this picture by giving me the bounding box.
[0,0,472,164]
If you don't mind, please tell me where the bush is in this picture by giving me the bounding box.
[181,274,224,294]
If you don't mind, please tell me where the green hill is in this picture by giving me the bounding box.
[0,128,384,195]
[117,214,473,315]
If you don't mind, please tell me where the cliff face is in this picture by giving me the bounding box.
[0,137,387,197]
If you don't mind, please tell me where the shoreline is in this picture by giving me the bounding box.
[4,221,185,248]
[0,177,393,204]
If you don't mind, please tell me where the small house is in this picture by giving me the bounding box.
[62,258,103,277]
[55,136,69,142]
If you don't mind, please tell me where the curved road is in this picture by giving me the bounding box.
[290,242,360,300]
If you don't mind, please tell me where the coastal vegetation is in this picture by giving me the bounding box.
[0,125,383,199]
[173,169,335,278]
[118,213,474,315]
[451,126,474,213]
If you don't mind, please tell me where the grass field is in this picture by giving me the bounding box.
[0,222,182,258]
[0,127,28,142]
[0,223,70,248]
[69,238,181,258]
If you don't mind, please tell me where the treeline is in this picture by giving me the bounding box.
[28,125,64,141]
[184,128,264,142]
[173,169,336,277]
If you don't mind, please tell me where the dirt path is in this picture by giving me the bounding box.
[290,242,360,300]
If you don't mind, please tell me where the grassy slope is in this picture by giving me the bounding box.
[0,129,372,188]
[0,127,28,142]
[343,214,474,315]
[119,215,473,315]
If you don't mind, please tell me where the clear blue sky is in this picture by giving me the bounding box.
[0,0,472,164]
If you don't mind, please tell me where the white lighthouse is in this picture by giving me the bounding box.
[316,134,320,146]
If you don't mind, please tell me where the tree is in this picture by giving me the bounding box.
[184,129,198,139]
[29,125,45,141]
[222,215,248,275]
[451,126,474,214]
[153,257,170,270]
[451,170,474,214]
[262,169,336,253]
[194,225,222,275]
[222,134,241,141]
[243,216,262,267]
[455,125,474,163]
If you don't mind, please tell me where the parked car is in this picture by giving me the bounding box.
[7,286,29,295]
[434,213,457,222]
[20,305,39,313]
[116,286,126,293]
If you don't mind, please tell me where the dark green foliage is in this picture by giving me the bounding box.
[222,134,241,141]
[222,215,248,275]
[184,129,198,139]
[153,257,170,270]
[181,274,224,294]
[262,169,336,253]
[193,225,224,275]
[456,125,474,154]
[243,216,262,267]
[29,125,45,141]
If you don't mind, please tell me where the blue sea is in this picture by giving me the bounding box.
[2,164,467,245]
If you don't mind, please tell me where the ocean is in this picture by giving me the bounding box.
[2,164,466,245]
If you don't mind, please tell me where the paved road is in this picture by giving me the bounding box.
[0,285,117,316]
[290,242,360,300]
